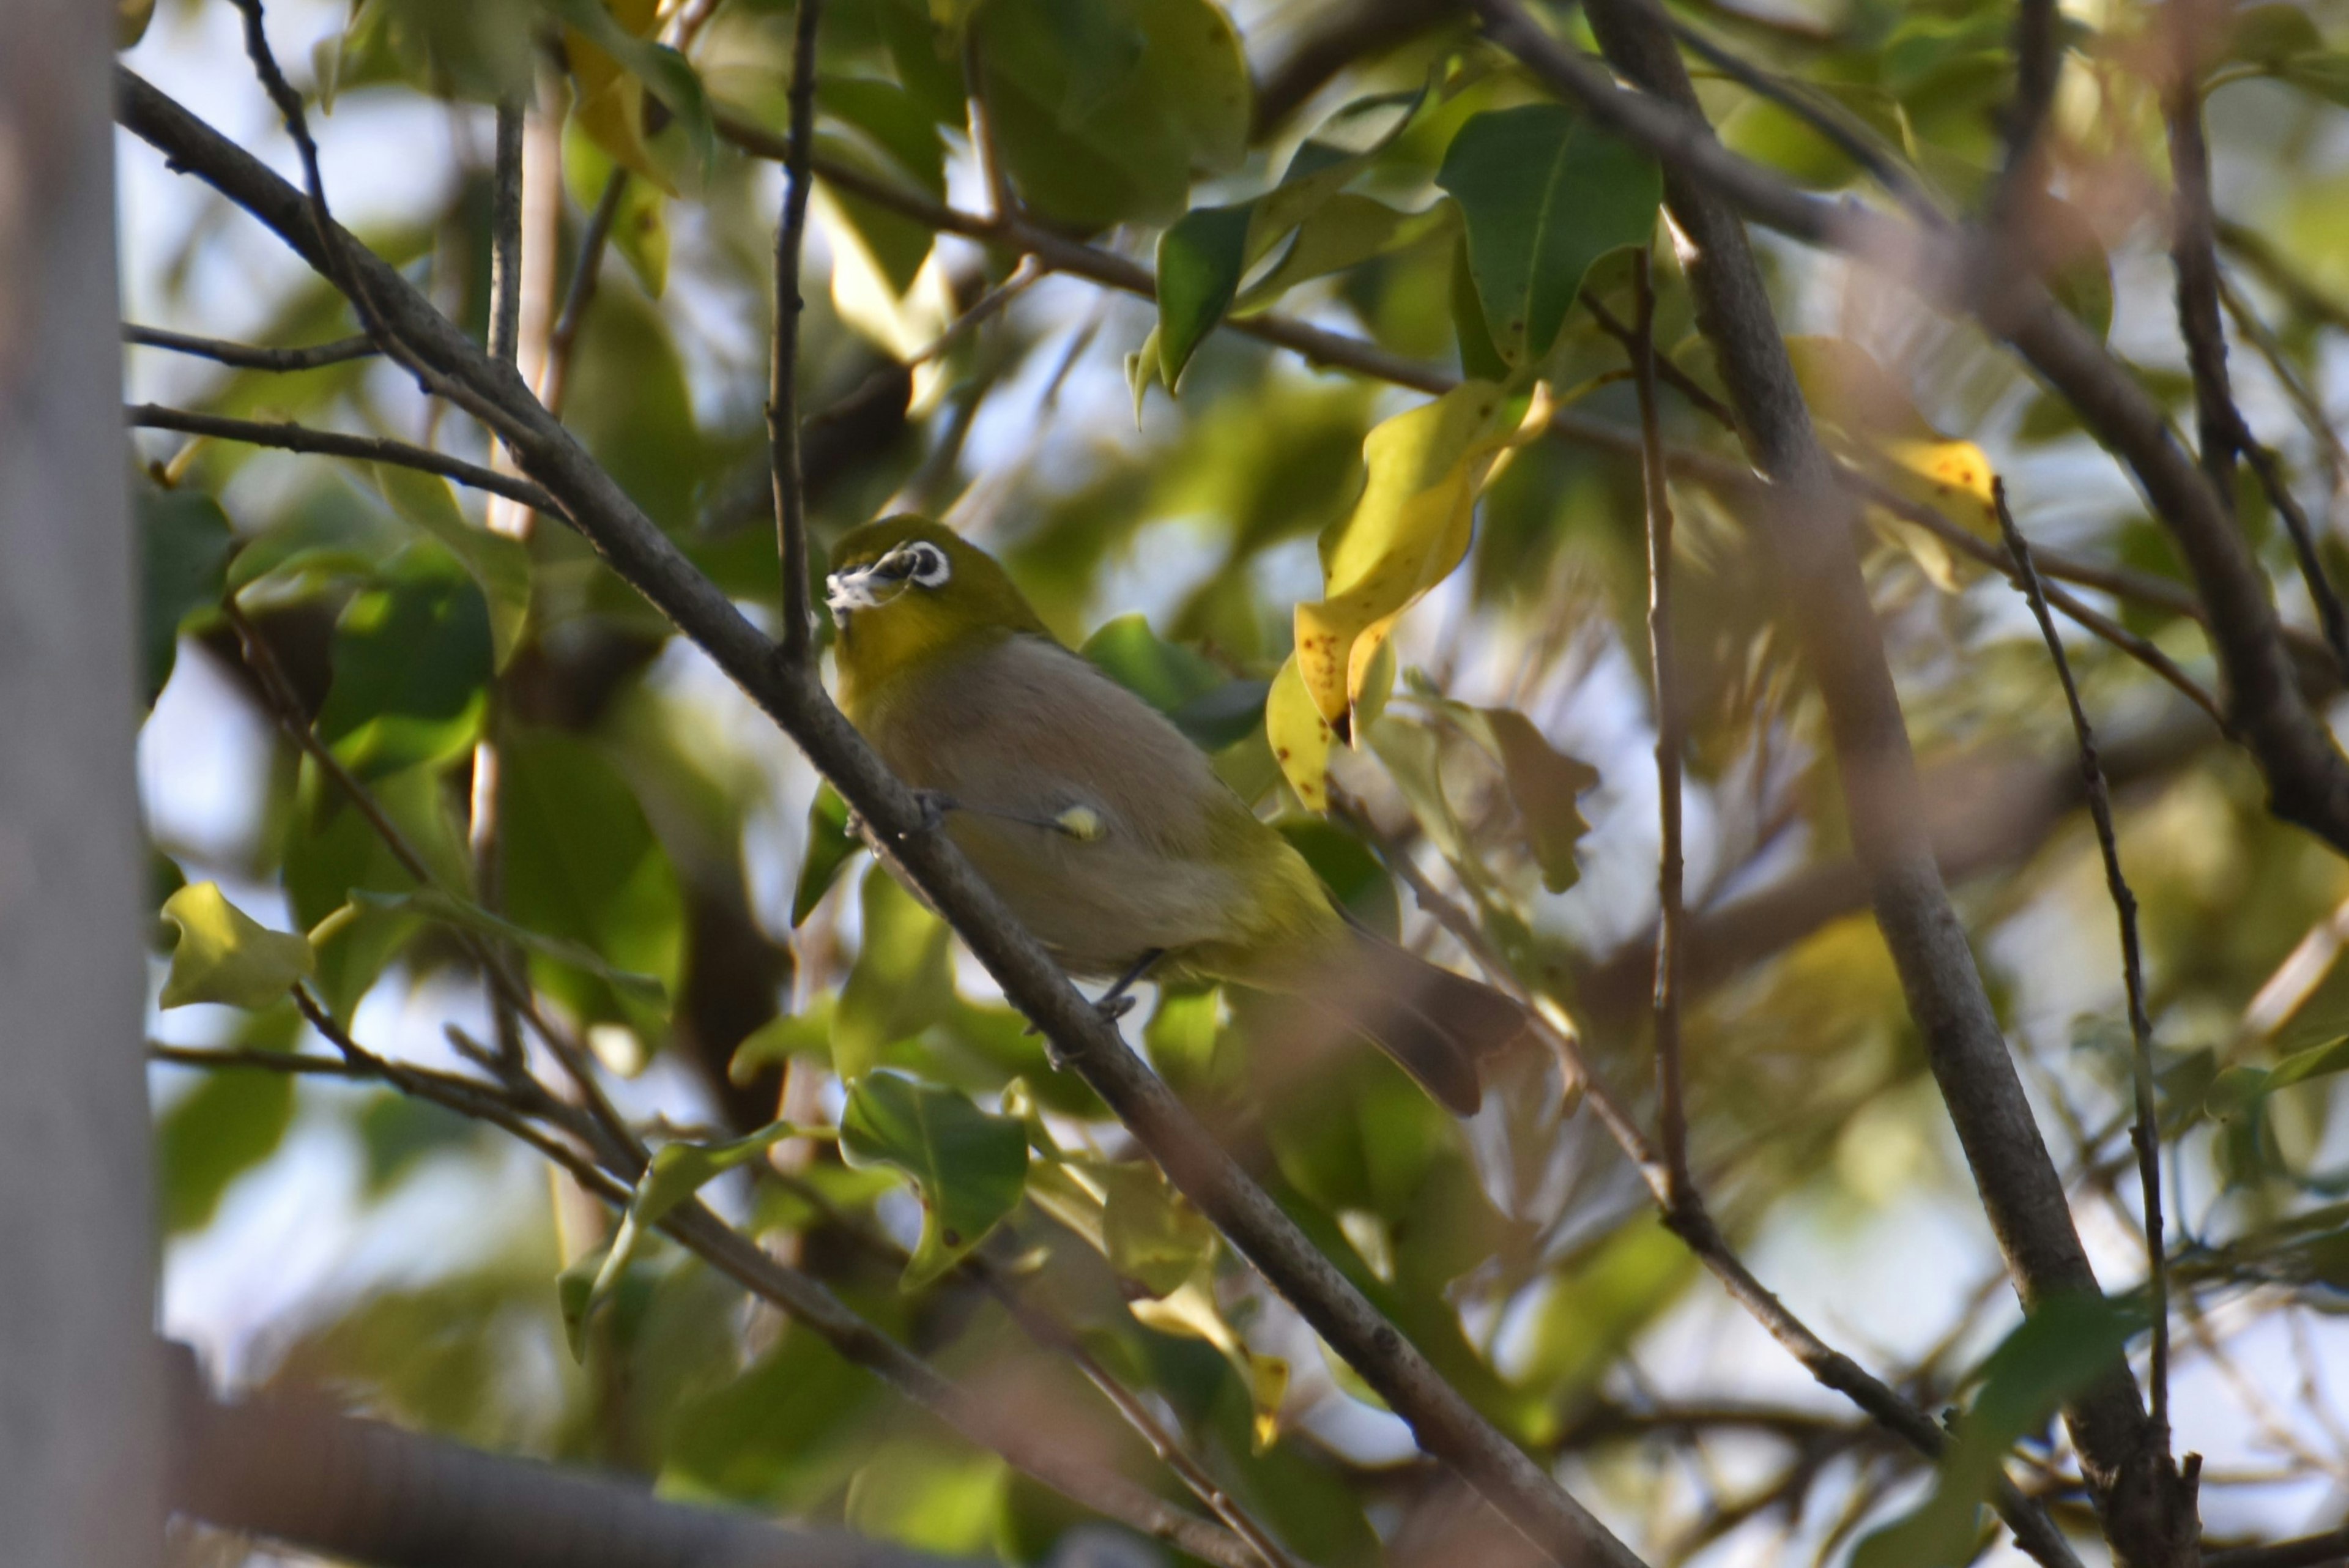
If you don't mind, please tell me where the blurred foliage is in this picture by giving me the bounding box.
[125,0,2349,1561]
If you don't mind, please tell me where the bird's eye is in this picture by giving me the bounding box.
[902,543,951,587]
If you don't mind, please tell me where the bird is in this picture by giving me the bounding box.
[822,514,1529,1115]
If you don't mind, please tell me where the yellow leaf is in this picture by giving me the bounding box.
[160,882,316,1010]
[1129,1265,1290,1451]
[1266,652,1335,811]
[1781,336,2001,546]
[566,0,674,195]
[1293,381,1548,732]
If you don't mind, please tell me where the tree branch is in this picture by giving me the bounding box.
[1463,0,2349,872]
[1477,2,2188,1561]
[1993,481,2174,1440]
[2203,1525,2349,1568]
[165,1343,983,1568]
[118,69,1646,1568]
[124,324,376,372]
[127,404,558,511]
[770,0,824,664]
[1628,251,1693,1204]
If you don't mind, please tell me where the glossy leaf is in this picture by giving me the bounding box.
[840,1069,1028,1287]
[138,486,232,702]
[1267,652,1338,810]
[1436,104,1661,366]
[316,559,493,779]
[499,729,685,1030]
[160,882,316,1009]
[973,0,1249,228]
[369,466,530,668]
[1154,202,1253,392]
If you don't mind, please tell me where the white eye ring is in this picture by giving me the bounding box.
[900,541,951,587]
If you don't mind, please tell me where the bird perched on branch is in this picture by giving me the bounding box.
[824,515,1528,1113]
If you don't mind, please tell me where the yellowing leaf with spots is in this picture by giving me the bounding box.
[1129,1264,1291,1451]
[1267,650,1337,809]
[1290,381,1546,744]
[1781,337,2000,567]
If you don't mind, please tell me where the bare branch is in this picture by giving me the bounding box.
[127,403,558,511]
[1992,480,2174,1439]
[117,70,1646,1568]
[489,95,525,365]
[167,1343,986,1568]
[1477,2,2190,1560]
[771,0,825,665]
[124,324,376,372]
[1628,250,1693,1204]
[541,169,628,420]
[2203,1525,2349,1568]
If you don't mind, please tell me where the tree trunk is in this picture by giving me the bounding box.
[0,2,163,1564]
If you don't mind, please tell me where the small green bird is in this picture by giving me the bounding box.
[823,516,1529,1114]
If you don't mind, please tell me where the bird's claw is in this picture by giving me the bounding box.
[906,789,957,838]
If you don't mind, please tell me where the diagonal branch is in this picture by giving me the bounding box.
[1475,2,2191,1562]
[1993,481,2175,1441]
[127,404,558,511]
[1459,0,2349,873]
[124,324,376,372]
[117,69,1648,1568]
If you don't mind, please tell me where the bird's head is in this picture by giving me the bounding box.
[825,516,1048,697]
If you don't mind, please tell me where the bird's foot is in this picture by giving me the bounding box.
[905,788,957,838]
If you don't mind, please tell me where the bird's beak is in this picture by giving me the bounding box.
[823,562,889,617]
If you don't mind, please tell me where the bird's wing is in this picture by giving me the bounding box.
[869,634,1269,970]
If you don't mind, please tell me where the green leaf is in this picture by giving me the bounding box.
[831,861,955,1082]
[349,886,669,1013]
[283,762,464,1021]
[160,882,316,1009]
[729,998,836,1083]
[138,486,232,702]
[369,466,530,668]
[1098,1161,1217,1297]
[1436,103,1661,366]
[840,1070,1028,1287]
[792,784,863,926]
[1081,612,1224,708]
[974,0,1249,228]
[1155,202,1254,391]
[500,729,685,1031]
[555,1240,614,1361]
[578,1117,840,1343]
[1236,194,1457,314]
[316,559,492,779]
[2205,1035,2349,1120]
[1450,229,1510,381]
[561,126,669,298]
[1851,1293,2140,1568]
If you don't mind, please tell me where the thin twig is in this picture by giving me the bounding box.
[1583,296,1736,428]
[770,0,825,665]
[220,600,639,1174]
[1992,478,2170,1439]
[1669,17,1938,220]
[2163,20,2237,507]
[264,1000,1261,1568]
[1991,0,2060,218]
[228,0,382,343]
[540,169,628,420]
[123,324,376,372]
[2203,1525,2349,1568]
[2240,439,2349,678]
[489,96,526,364]
[1327,789,2084,1568]
[127,404,559,511]
[1630,250,1693,1205]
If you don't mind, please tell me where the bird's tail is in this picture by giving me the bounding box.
[1325,925,1529,1116]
